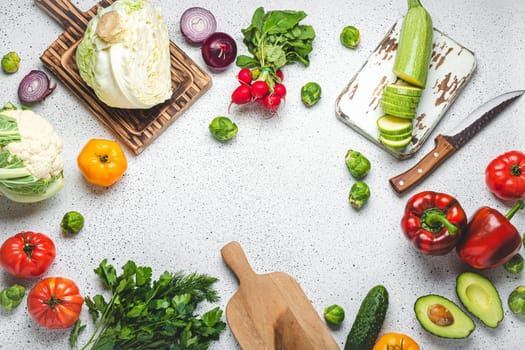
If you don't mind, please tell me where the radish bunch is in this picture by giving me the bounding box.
[230,68,287,114]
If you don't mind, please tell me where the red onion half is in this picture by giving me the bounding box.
[180,7,217,45]
[18,70,57,104]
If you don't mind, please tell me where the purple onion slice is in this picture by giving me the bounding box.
[180,7,217,44]
[18,70,57,104]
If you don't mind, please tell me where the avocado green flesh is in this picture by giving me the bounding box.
[415,295,475,339]
[456,272,503,328]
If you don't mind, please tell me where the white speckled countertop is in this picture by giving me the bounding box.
[1,0,524,349]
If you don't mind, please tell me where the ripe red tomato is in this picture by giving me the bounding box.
[485,150,525,201]
[0,231,56,278]
[27,277,84,329]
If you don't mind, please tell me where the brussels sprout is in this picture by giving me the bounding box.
[1,51,20,73]
[0,284,25,310]
[61,211,85,235]
[324,304,345,326]
[209,116,238,141]
[340,26,360,49]
[301,82,322,107]
[508,286,525,316]
[345,150,371,179]
[349,181,370,210]
[504,254,524,274]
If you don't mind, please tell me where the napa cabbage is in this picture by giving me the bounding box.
[76,0,172,109]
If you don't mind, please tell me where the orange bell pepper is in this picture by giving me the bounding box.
[373,332,420,350]
[77,139,127,187]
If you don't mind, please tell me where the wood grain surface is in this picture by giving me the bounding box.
[221,242,340,350]
[36,0,212,155]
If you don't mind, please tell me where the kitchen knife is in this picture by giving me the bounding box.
[389,89,524,194]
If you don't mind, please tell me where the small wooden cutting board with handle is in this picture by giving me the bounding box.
[221,241,340,350]
[35,0,211,155]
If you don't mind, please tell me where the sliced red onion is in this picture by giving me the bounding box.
[180,7,217,44]
[18,70,57,104]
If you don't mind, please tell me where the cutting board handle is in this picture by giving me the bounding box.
[34,0,102,33]
[222,241,257,283]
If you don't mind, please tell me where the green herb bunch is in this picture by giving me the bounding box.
[236,7,315,92]
[71,259,226,350]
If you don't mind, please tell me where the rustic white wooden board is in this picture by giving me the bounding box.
[336,18,477,159]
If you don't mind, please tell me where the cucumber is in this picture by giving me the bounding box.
[379,134,413,150]
[385,83,423,97]
[345,285,389,350]
[376,115,412,135]
[392,0,433,88]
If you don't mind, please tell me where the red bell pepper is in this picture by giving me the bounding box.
[456,200,524,269]
[401,191,467,255]
[485,150,525,201]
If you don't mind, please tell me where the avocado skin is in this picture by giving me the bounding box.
[414,294,475,339]
[456,271,503,328]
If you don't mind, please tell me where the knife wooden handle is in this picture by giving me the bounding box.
[389,135,457,194]
[222,241,257,283]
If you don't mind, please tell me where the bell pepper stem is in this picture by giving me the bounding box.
[505,200,524,220]
[422,208,458,235]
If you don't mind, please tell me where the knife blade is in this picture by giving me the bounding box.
[389,89,525,194]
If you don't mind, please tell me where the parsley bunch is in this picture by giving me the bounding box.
[71,259,226,350]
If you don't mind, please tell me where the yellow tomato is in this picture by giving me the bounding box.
[77,139,127,187]
[373,332,421,350]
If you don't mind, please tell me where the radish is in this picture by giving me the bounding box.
[231,85,252,105]
[276,69,284,82]
[263,93,281,112]
[251,81,269,99]
[273,83,286,97]
[237,68,252,85]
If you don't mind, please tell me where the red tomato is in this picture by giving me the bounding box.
[27,277,84,329]
[485,150,525,201]
[0,231,56,278]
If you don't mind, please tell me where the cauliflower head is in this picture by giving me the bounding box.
[0,108,64,203]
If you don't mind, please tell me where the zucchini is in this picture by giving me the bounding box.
[345,285,389,350]
[380,99,416,113]
[379,134,413,150]
[381,94,419,108]
[380,129,413,141]
[381,101,417,119]
[392,0,433,88]
[384,83,423,97]
[376,115,412,135]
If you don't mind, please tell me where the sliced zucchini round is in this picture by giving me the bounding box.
[380,129,413,141]
[376,115,413,135]
[382,90,421,104]
[381,101,417,119]
[381,95,418,108]
[379,134,413,150]
[385,83,423,97]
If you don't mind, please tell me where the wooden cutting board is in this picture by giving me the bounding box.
[35,0,212,155]
[221,241,340,350]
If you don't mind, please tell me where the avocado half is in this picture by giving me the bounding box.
[456,271,503,328]
[414,295,475,338]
